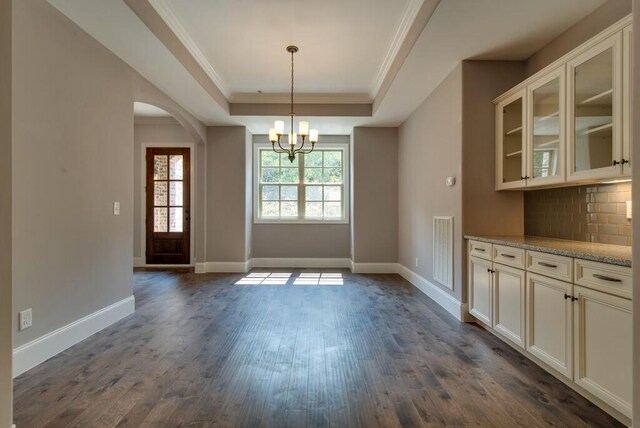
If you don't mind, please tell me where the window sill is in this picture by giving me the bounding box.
[253,219,349,225]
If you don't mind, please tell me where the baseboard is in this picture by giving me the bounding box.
[350,262,399,273]
[12,296,135,378]
[133,257,145,267]
[197,261,252,273]
[396,264,464,321]
[251,258,351,269]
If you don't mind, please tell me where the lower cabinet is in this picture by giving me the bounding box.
[492,264,525,348]
[525,272,573,378]
[468,256,493,326]
[573,285,633,418]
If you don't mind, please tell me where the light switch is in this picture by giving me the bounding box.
[113,201,120,216]
[19,308,32,331]
[626,201,632,220]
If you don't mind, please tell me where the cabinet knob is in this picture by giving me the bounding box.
[564,293,571,300]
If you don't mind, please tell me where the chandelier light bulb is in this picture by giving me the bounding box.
[299,121,309,137]
[269,128,277,143]
[274,120,284,135]
[309,129,319,143]
[288,132,297,146]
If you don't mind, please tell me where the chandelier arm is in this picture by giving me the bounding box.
[293,135,306,154]
[276,136,288,153]
[300,143,315,154]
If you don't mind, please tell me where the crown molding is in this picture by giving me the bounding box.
[371,0,425,99]
[229,92,372,105]
[148,0,228,97]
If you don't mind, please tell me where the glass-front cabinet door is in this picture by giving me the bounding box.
[622,26,632,176]
[527,67,565,186]
[496,90,526,190]
[567,34,622,181]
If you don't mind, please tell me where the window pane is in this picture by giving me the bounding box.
[304,151,323,167]
[305,202,322,218]
[154,207,168,232]
[169,155,183,179]
[154,182,167,206]
[324,186,341,201]
[281,185,298,200]
[154,155,168,180]
[262,185,279,201]
[281,201,298,217]
[262,201,279,217]
[170,181,183,206]
[280,168,299,183]
[169,207,183,232]
[324,202,341,218]
[261,151,280,167]
[261,168,280,183]
[305,185,322,201]
[323,168,342,184]
[304,168,323,184]
[323,151,342,167]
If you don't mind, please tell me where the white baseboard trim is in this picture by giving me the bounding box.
[396,264,464,321]
[12,296,135,378]
[197,261,252,273]
[133,257,145,267]
[251,258,351,269]
[350,262,399,273]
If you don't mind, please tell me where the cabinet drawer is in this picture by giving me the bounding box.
[493,245,525,269]
[574,259,632,299]
[526,251,573,282]
[469,240,492,260]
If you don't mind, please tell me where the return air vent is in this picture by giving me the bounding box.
[433,216,454,290]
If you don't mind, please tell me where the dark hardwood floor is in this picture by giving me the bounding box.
[13,269,622,427]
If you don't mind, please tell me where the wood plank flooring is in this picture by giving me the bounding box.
[13,269,623,427]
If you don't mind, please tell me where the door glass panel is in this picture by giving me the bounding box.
[169,207,183,232]
[169,155,183,179]
[502,97,523,183]
[154,155,168,180]
[154,182,168,206]
[574,48,614,172]
[154,207,168,232]
[532,77,561,179]
[169,181,183,206]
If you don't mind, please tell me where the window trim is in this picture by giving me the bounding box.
[253,142,350,224]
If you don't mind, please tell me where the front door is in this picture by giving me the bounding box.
[146,147,190,264]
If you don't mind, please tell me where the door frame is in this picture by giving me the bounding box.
[139,142,195,266]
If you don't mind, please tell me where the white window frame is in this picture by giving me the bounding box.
[253,142,350,224]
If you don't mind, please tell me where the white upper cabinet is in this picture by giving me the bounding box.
[496,90,526,190]
[567,33,622,181]
[527,67,565,187]
[494,16,631,190]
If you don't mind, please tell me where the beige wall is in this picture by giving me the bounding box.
[0,0,11,423]
[399,64,464,299]
[12,0,205,354]
[251,135,352,259]
[206,126,251,262]
[525,0,632,77]
[133,122,206,263]
[352,127,398,263]
[632,0,639,423]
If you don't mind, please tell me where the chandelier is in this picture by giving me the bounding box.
[269,45,318,163]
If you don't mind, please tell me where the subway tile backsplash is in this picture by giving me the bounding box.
[524,183,632,246]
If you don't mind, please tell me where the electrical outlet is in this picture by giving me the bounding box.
[415,257,419,268]
[19,308,32,331]
[113,201,120,216]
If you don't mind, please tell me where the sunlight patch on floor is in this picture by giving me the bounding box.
[235,272,292,285]
[293,272,344,285]
[234,272,344,285]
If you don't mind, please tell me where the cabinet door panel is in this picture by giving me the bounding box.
[567,34,622,181]
[622,26,632,176]
[468,256,493,326]
[528,67,565,186]
[496,90,526,190]
[574,285,632,418]
[493,264,525,348]
[526,273,573,378]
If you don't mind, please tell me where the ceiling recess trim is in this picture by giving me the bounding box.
[149,0,229,98]
[371,0,425,99]
[229,93,372,105]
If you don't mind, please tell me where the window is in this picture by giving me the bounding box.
[254,143,349,223]
[533,150,558,178]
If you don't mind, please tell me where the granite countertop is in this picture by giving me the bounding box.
[464,235,632,267]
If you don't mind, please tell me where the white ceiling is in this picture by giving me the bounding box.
[49,0,608,133]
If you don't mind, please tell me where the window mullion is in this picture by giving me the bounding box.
[298,153,304,219]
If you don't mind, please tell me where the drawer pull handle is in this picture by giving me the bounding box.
[592,273,622,283]
[501,254,515,258]
[538,262,558,268]
[475,248,486,252]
